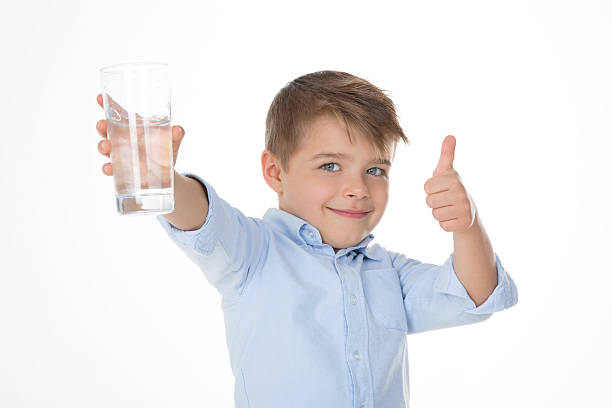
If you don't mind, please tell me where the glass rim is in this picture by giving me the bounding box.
[99,62,168,74]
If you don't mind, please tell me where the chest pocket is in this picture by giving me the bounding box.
[362,268,408,332]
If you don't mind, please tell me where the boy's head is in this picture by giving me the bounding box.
[261,70,410,252]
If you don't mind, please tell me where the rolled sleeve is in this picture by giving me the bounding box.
[393,251,518,335]
[156,172,266,298]
[433,252,519,316]
[156,172,223,255]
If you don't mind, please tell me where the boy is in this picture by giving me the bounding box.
[96,70,518,407]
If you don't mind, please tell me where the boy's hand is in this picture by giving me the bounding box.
[95,93,185,176]
[423,135,477,233]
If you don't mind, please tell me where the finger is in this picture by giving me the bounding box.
[98,139,111,158]
[96,119,107,139]
[102,162,113,176]
[426,190,454,209]
[99,93,128,120]
[424,174,453,195]
[432,205,458,223]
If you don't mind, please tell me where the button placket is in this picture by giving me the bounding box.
[337,260,371,408]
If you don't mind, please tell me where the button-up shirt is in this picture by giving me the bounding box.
[156,172,518,408]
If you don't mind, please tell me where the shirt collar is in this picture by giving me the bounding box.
[262,208,382,261]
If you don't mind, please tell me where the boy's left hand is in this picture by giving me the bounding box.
[423,135,477,233]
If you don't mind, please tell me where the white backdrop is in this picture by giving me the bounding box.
[1,0,610,406]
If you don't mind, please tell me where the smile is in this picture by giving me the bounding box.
[328,208,370,219]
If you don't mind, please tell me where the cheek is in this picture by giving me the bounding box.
[289,176,335,206]
[371,182,389,207]
[307,181,336,204]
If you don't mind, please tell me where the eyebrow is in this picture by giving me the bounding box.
[309,152,391,167]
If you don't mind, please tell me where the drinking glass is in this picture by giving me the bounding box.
[99,62,174,216]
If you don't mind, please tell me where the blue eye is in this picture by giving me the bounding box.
[321,163,340,172]
[367,167,386,176]
[320,163,387,176]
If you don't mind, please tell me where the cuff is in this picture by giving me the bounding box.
[155,172,220,255]
[433,252,518,315]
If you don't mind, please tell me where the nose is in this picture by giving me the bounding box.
[343,174,369,199]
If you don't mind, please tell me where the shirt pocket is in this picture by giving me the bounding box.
[362,268,408,332]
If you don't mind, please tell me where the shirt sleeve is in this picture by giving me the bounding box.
[156,172,267,299]
[390,251,518,335]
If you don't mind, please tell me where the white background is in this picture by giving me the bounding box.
[1,0,610,406]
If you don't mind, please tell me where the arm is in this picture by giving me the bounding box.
[396,136,517,335]
[162,170,209,231]
[452,210,498,307]
[423,135,506,310]
[393,247,517,335]
[156,172,266,299]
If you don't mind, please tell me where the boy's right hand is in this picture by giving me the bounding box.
[96,93,185,176]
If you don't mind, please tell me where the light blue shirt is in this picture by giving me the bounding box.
[156,172,518,408]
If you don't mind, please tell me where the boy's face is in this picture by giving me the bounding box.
[262,113,392,253]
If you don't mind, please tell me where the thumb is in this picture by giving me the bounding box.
[170,126,185,167]
[433,135,456,177]
[173,125,185,143]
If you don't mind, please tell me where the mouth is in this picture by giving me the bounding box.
[328,208,371,219]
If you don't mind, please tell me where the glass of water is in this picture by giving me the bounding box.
[99,62,174,216]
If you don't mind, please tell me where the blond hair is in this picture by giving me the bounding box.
[265,70,409,172]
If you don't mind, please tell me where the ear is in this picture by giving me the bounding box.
[261,149,283,194]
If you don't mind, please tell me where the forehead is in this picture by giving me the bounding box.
[300,113,353,146]
[296,114,389,161]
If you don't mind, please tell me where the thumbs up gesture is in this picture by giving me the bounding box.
[424,135,477,233]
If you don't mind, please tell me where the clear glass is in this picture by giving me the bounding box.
[99,62,174,216]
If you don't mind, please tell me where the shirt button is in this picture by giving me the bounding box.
[353,352,361,360]
[350,295,357,305]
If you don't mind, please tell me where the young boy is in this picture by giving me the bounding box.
[96,70,518,407]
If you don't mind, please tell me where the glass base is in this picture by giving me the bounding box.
[116,192,174,216]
